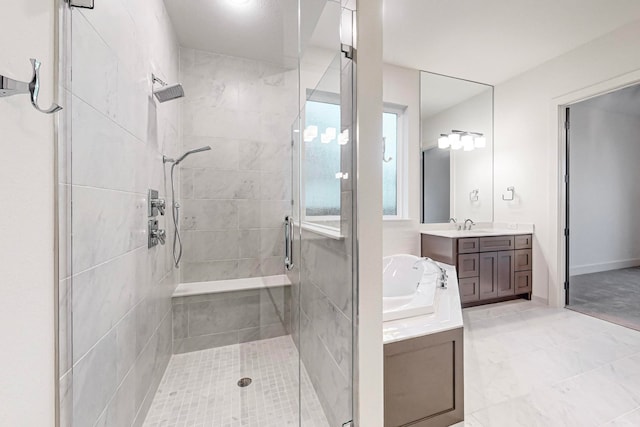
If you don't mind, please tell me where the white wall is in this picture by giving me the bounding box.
[0,0,56,425]
[569,99,640,276]
[356,0,384,425]
[493,18,640,305]
[422,91,494,223]
[382,63,421,256]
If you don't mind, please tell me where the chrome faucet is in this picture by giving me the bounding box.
[463,218,476,230]
[414,257,448,289]
[449,217,461,230]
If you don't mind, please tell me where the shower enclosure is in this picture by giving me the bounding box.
[56,0,358,426]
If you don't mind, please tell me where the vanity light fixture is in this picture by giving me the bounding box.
[448,133,462,150]
[461,133,474,151]
[474,135,486,148]
[339,129,349,145]
[438,134,450,149]
[439,130,485,151]
[304,125,318,142]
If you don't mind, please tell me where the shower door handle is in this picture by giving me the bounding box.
[284,216,294,271]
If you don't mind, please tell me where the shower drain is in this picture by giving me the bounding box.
[237,377,252,387]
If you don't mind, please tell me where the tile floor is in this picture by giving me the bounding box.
[569,267,640,331]
[142,336,328,427]
[453,299,640,427]
[145,299,640,427]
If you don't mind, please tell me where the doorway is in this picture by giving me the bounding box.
[565,83,640,330]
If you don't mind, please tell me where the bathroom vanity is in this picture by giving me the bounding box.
[421,229,533,307]
[383,263,464,427]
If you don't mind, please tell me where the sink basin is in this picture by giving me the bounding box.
[383,254,438,321]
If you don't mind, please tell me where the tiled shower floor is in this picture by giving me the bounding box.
[143,336,329,427]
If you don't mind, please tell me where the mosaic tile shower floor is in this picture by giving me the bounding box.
[143,336,329,427]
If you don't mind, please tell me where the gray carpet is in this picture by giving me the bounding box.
[568,266,640,331]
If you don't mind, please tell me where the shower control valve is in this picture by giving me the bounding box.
[148,189,166,217]
[151,198,166,216]
[148,219,166,248]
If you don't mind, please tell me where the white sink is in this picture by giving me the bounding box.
[383,254,438,321]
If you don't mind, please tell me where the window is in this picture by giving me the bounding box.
[303,98,407,220]
[304,99,341,217]
[383,104,406,219]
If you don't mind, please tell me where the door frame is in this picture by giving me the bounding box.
[554,70,640,308]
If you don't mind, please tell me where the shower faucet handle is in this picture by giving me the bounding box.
[148,189,165,217]
[151,198,166,216]
[154,229,166,245]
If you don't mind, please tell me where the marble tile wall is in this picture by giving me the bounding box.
[298,230,354,427]
[179,48,298,283]
[61,1,181,426]
[172,286,291,354]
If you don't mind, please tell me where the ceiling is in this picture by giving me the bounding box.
[384,0,640,85]
[164,1,640,85]
[163,0,335,67]
[421,72,491,119]
[163,0,300,67]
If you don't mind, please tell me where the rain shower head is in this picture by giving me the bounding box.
[152,74,184,103]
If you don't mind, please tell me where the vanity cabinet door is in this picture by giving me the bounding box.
[458,254,479,279]
[479,252,498,299]
[497,251,515,297]
[515,271,532,294]
[459,277,480,303]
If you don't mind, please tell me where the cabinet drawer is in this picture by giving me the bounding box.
[458,254,479,278]
[458,238,479,254]
[459,277,480,303]
[514,271,532,294]
[479,236,514,252]
[515,234,533,249]
[515,249,532,271]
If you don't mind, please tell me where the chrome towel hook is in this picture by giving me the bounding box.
[383,137,393,163]
[0,58,62,114]
[502,186,515,201]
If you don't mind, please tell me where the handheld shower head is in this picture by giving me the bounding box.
[170,146,212,166]
[152,74,184,103]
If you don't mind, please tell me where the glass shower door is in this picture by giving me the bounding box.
[294,1,356,425]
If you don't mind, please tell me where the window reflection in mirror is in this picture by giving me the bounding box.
[420,71,494,224]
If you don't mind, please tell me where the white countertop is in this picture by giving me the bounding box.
[419,222,534,238]
[383,263,463,344]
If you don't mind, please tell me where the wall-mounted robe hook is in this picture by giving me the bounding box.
[470,189,479,202]
[0,58,62,114]
[502,186,515,201]
[383,137,393,163]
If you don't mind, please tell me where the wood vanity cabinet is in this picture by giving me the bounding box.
[422,233,533,307]
[384,327,464,427]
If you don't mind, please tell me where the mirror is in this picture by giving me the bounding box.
[420,71,494,224]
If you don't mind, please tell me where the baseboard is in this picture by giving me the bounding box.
[570,258,640,276]
[532,295,548,306]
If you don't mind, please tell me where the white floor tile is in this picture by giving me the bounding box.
[464,301,640,426]
[142,336,328,427]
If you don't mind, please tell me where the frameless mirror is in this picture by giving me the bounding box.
[420,71,494,224]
